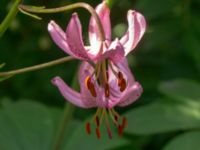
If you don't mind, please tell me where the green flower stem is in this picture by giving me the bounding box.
[19,2,106,41]
[105,0,117,9]
[53,71,79,150]
[0,56,74,78]
[53,103,75,150]
[0,0,21,37]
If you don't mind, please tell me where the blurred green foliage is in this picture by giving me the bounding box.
[1,0,200,150]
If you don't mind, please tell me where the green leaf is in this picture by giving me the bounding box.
[163,131,200,150]
[0,100,54,150]
[159,79,200,102]
[64,118,129,150]
[125,102,200,135]
[0,63,5,69]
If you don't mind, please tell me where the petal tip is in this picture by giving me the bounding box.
[48,20,56,31]
[135,82,143,96]
[51,76,60,85]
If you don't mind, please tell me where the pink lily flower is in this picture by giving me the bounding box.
[48,1,146,139]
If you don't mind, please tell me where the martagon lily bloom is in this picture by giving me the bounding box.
[48,1,146,139]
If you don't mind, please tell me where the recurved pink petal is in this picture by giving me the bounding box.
[120,10,146,55]
[66,13,89,60]
[117,82,143,107]
[52,76,93,108]
[48,21,74,56]
[89,1,111,46]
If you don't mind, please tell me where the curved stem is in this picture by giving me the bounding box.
[0,56,74,78]
[19,2,106,41]
[0,0,21,37]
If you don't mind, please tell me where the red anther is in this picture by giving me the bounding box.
[89,83,97,97]
[117,72,127,92]
[95,116,100,127]
[85,122,91,135]
[107,127,112,139]
[105,83,110,97]
[95,128,101,139]
[118,72,123,79]
[122,117,128,129]
[118,78,122,86]
[119,78,126,92]
[118,125,123,136]
[84,76,97,97]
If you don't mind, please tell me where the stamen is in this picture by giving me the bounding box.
[95,116,100,127]
[85,122,91,135]
[89,84,97,97]
[119,78,126,92]
[122,117,128,129]
[117,72,127,92]
[103,108,113,139]
[105,83,110,97]
[118,125,123,136]
[84,76,97,97]
[95,128,101,139]
[84,76,91,89]
[107,127,112,139]
[114,115,119,122]
[108,109,118,126]
[118,71,123,79]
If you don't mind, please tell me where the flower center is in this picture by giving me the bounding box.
[84,60,128,138]
[84,60,127,99]
[85,108,128,139]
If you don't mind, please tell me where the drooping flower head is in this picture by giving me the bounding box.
[48,1,146,139]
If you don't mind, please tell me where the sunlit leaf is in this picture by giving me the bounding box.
[125,102,200,135]
[159,79,200,102]
[163,131,200,150]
